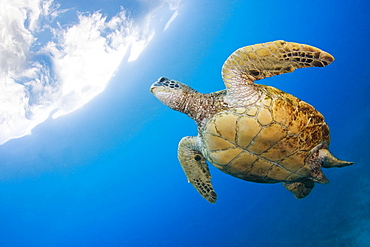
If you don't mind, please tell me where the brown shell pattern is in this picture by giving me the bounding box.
[202,86,330,183]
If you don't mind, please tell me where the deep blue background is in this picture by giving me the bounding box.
[0,1,369,246]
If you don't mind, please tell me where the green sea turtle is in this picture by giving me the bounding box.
[150,40,353,203]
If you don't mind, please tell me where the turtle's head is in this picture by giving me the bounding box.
[150,77,197,112]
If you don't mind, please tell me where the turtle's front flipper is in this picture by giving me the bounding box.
[222,41,334,105]
[222,40,334,85]
[283,179,315,199]
[178,136,217,203]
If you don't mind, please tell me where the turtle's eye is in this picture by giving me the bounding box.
[194,155,202,161]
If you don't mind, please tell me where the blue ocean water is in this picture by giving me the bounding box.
[0,1,369,246]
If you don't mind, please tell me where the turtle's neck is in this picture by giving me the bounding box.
[177,90,228,129]
[224,80,262,107]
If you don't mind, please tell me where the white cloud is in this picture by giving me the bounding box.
[0,0,181,145]
[164,10,179,31]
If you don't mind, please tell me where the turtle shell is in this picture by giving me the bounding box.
[201,85,330,183]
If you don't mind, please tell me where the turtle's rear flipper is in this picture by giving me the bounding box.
[283,180,315,199]
[319,149,354,168]
[178,136,217,203]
